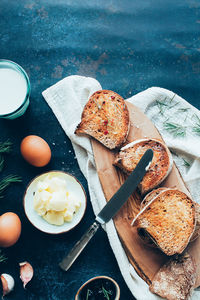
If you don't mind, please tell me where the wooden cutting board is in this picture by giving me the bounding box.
[91,102,200,288]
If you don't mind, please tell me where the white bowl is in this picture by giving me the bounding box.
[23,171,87,234]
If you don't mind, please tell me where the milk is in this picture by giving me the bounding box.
[0,68,28,115]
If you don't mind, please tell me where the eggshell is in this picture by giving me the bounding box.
[20,135,51,167]
[0,212,21,247]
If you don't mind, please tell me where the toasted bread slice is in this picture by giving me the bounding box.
[114,139,173,194]
[150,252,196,300]
[139,187,170,247]
[140,188,200,246]
[75,90,130,149]
[132,189,196,256]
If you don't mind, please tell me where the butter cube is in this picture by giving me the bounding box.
[64,210,73,222]
[43,211,64,225]
[46,190,68,211]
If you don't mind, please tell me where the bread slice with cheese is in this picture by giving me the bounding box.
[114,139,173,194]
[75,90,130,150]
[132,189,196,256]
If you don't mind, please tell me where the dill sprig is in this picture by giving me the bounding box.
[156,99,168,115]
[86,289,92,300]
[0,250,7,263]
[0,155,4,172]
[169,93,176,103]
[192,114,200,135]
[193,113,200,124]
[164,122,186,137]
[156,96,179,115]
[169,102,179,109]
[0,175,22,198]
[0,141,12,172]
[102,286,112,300]
[182,158,191,167]
[178,107,190,112]
[0,140,12,154]
[193,127,200,135]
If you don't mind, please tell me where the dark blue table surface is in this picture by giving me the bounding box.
[0,1,199,299]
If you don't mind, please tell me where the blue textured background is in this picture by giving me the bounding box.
[0,0,199,299]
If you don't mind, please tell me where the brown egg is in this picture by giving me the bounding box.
[0,212,21,247]
[20,135,51,167]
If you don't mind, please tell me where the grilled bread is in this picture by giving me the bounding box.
[75,90,130,150]
[139,187,170,247]
[114,139,173,194]
[132,189,196,256]
[139,188,200,246]
[150,252,196,300]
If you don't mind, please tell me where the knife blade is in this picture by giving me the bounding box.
[59,148,153,271]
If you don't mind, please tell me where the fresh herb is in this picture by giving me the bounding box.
[164,122,186,137]
[0,175,22,198]
[193,126,200,135]
[169,93,176,103]
[0,140,12,154]
[81,278,115,300]
[0,250,7,263]
[102,286,112,300]
[0,155,4,172]
[156,99,168,115]
[86,289,92,300]
[176,107,190,122]
[182,158,191,167]
[0,140,22,198]
[0,141,12,171]
[156,95,179,116]
[178,107,190,112]
[169,102,179,109]
[192,114,200,135]
[192,113,200,124]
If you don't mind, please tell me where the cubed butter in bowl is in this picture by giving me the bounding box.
[24,171,87,234]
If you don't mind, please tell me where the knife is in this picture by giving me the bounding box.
[59,148,153,271]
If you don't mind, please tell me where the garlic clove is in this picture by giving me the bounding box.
[0,273,15,297]
[19,261,34,288]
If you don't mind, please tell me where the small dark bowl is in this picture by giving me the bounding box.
[75,275,120,300]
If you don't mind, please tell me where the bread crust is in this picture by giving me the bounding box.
[132,189,196,256]
[75,90,130,149]
[140,187,170,209]
[114,138,173,194]
[150,252,196,300]
[190,202,200,242]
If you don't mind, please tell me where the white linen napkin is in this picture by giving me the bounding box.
[42,75,200,300]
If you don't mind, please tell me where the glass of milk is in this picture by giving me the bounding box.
[0,60,31,119]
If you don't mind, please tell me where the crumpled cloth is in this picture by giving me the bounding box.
[42,75,200,300]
